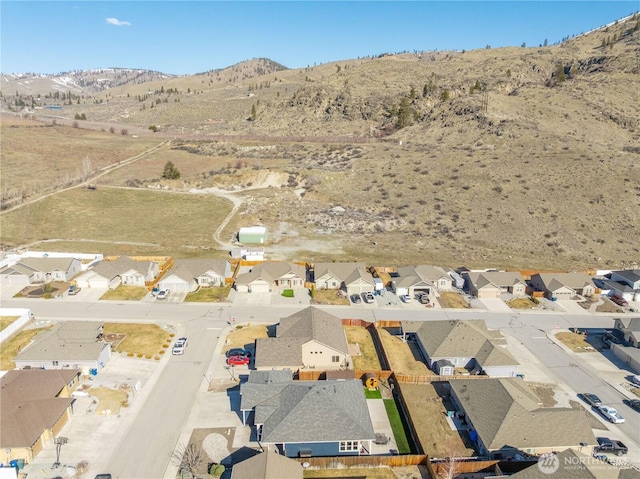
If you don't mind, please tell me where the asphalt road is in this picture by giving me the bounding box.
[3,297,639,473]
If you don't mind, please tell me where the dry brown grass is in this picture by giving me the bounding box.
[344,326,382,370]
[378,328,431,375]
[103,322,170,357]
[596,300,624,313]
[100,286,149,301]
[184,285,231,302]
[312,289,350,305]
[89,387,128,414]
[507,298,538,309]
[555,331,595,352]
[437,292,470,309]
[0,316,20,332]
[223,324,268,352]
[0,326,52,370]
[304,468,401,478]
[399,383,475,458]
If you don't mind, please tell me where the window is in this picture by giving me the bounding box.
[332,356,340,363]
[339,441,359,452]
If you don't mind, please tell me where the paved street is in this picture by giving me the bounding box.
[2,293,640,476]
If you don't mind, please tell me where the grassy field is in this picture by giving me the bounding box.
[311,289,350,305]
[378,328,432,376]
[90,387,129,414]
[0,316,19,332]
[555,331,596,352]
[100,285,149,301]
[437,292,470,309]
[0,326,52,370]
[103,322,171,357]
[345,326,382,370]
[507,297,539,309]
[0,187,233,251]
[223,324,269,353]
[184,285,231,302]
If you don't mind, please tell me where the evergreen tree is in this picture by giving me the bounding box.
[162,161,181,180]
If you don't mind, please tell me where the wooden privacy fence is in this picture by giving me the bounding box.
[293,454,431,469]
[394,373,490,384]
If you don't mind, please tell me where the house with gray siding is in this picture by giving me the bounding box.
[158,259,230,293]
[234,262,305,293]
[529,273,595,300]
[450,378,597,459]
[240,370,375,458]
[614,317,640,348]
[311,262,367,291]
[405,319,519,377]
[392,265,453,299]
[76,256,160,289]
[463,271,527,299]
[14,321,111,371]
[254,307,351,371]
[606,269,640,302]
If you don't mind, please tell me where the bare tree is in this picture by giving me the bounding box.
[170,443,204,479]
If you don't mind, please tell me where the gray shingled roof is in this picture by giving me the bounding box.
[612,269,640,284]
[1,369,79,448]
[18,257,77,273]
[15,321,107,362]
[165,259,229,281]
[231,449,303,479]
[451,379,596,451]
[241,376,375,444]
[92,256,153,279]
[313,262,366,283]
[343,267,375,286]
[534,273,594,291]
[255,307,348,369]
[411,320,518,367]
[511,448,626,478]
[466,271,525,290]
[235,262,305,286]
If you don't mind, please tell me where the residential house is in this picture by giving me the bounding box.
[449,378,597,459]
[463,271,527,299]
[406,319,519,377]
[342,267,376,296]
[0,257,82,286]
[0,369,81,465]
[14,321,111,371]
[614,317,640,348]
[254,307,351,371]
[392,265,453,299]
[529,273,595,300]
[510,448,635,478]
[231,448,303,479]
[75,256,161,289]
[240,370,376,458]
[234,262,305,293]
[606,269,640,302]
[311,262,366,291]
[157,259,230,293]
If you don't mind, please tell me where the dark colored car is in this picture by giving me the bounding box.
[625,399,640,412]
[595,437,628,456]
[579,393,602,407]
[227,355,250,366]
[225,348,251,358]
[350,294,361,303]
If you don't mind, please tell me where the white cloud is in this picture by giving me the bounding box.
[106,17,131,27]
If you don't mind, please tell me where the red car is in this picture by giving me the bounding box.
[227,355,250,366]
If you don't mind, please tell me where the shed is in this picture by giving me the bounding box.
[238,226,268,244]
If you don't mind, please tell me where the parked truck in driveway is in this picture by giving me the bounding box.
[595,437,628,456]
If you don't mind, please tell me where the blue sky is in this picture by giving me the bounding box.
[1,1,637,75]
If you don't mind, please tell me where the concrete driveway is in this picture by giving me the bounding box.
[477,298,513,313]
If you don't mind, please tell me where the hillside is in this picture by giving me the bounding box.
[1,16,639,270]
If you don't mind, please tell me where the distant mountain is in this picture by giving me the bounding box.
[0,58,289,97]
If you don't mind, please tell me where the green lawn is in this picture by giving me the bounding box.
[384,399,412,454]
[364,388,382,399]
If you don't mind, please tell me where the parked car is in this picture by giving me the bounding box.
[362,292,375,304]
[94,475,112,479]
[626,399,640,412]
[172,337,188,355]
[227,355,250,366]
[597,405,625,424]
[399,294,411,303]
[350,294,361,304]
[610,295,629,307]
[156,289,170,299]
[595,437,628,456]
[68,285,81,295]
[417,293,430,304]
[630,375,640,386]
[226,348,251,358]
[579,393,602,407]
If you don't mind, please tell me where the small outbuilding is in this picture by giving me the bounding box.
[238,226,268,244]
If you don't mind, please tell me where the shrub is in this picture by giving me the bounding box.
[145,355,151,359]
[162,344,169,348]
[127,352,134,357]
[137,353,143,358]
[169,333,175,337]
[282,289,294,298]
[159,350,165,354]
[154,356,160,361]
